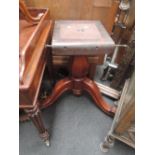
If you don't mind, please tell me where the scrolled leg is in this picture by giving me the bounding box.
[83,78,116,117]
[40,78,73,109]
[25,104,50,146]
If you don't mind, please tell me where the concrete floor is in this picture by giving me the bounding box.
[19,66,135,155]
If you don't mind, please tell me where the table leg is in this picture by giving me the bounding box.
[83,78,116,116]
[25,104,50,146]
[71,56,116,116]
[40,78,73,109]
[40,55,116,117]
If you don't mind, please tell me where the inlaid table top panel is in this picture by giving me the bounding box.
[52,20,115,55]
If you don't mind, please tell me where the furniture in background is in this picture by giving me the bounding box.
[25,0,120,79]
[100,0,135,84]
[19,0,53,146]
[100,71,135,152]
[20,0,134,146]
[110,30,135,90]
[40,20,116,117]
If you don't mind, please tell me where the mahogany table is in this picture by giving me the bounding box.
[19,1,53,146]
[41,20,116,117]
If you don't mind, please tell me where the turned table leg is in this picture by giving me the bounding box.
[71,56,89,96]
[25,104,50,146]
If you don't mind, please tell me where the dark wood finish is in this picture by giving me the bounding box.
[111,40,134,89]
[40,56,116,117]
[19,3,53,145]
[109,0,135,89]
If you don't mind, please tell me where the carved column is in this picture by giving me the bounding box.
[24,104,50,146]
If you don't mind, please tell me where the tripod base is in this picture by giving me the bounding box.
[40,56,116,117]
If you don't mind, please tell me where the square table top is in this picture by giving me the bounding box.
[51,20,115,55]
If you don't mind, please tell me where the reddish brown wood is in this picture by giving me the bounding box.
[71,56,89,96]
[19,8,52,87]
[40,78,73,109]
[19,8,52,108]
[51,55,103,80]
[25,104,50,143]
[41,56,116,117]
[19,6,53,145]
[19,0,42,24]
[82,78,116,116]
